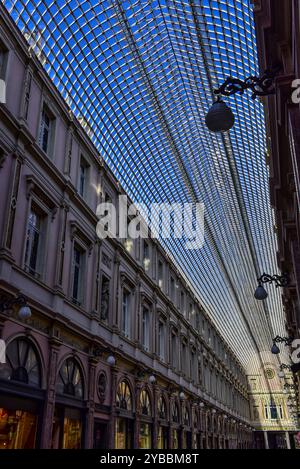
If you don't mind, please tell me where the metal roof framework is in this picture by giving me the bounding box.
[2,0,287,369]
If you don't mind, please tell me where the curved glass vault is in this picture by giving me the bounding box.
[3,0,287,369]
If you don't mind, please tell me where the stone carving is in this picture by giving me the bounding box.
[100,276,110,321]
[97,371,107,403]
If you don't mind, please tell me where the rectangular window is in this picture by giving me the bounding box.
[78,157,89,198]
[191,351,196,382]
[142,306,150,351]
[158,260,163,289]
[24,205,45,277]
[122,290,131,338]
[158,321,165,361]
[171,333,177,369]
[143,241,150,272]
[39,106,53,154]
[170,276,175,301]
[0,42,8,80]
[181,342,187,373]
[72,244,85,305]
[180,291,185,315]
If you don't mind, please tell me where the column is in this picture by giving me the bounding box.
[285,432,291,449]
[108,366,118,449]
[84,356,98,448]
[263,431,269,449]
[153,385,159,448]
[134,381,142,449]
[40,337,61,448]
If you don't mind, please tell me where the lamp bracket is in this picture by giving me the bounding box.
[214,67,281,100]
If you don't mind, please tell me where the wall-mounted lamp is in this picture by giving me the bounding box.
[149,374,156,384]
[205,67,281,133]
[254,273,289,301]
[107,355,116,366]
[0,294,31,319]
[271,336,294,355]
[179,391,186,401]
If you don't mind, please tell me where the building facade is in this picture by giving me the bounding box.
[0,5,253,449]
[253,0,300,446]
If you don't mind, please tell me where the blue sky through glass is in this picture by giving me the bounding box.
[2,0,286,367]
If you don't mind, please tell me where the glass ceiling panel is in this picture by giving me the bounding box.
[3,0,286,369]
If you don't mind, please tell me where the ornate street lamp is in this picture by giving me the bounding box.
[205,68,280,132]
[254,272,289,301]
[0,294,31,319]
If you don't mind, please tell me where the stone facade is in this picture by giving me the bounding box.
[0,5,253,449]
[253,0,300,447]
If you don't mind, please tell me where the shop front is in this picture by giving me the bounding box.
[51,357,85,449]
[0,337,44,449]
[115,380,134,449]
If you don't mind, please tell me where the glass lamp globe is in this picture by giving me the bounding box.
[149,374,156,384]
[18,305,32,319]
[278,371,285,379]
[254,284,268,301]
[179,391,185,400]
[200,402,205,408]
[106,355,116,366]
[205,99,235,132]
[271,343,280,355]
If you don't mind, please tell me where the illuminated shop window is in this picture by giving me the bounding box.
[116,381,132,411]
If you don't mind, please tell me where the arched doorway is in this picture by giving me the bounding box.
[0,337,43,448]
[52,357,85,449]
[115,380,134,449]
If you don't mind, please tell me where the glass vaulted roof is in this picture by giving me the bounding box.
[3,0,287,369]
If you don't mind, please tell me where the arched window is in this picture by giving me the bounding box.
[172,402,179,423]
[56,358,84,398]
[6,338,41,387]
[158,396,167,420]
[183,405,190,426]
[140,389,151,416]
[116,381,132,411]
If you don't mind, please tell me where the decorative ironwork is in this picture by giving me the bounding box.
[214,68,281,100]
[258,272,289,288]
[280,364,292,371]
[284,383,297,391]
[0,294,27,313]
[273,336,294,347]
